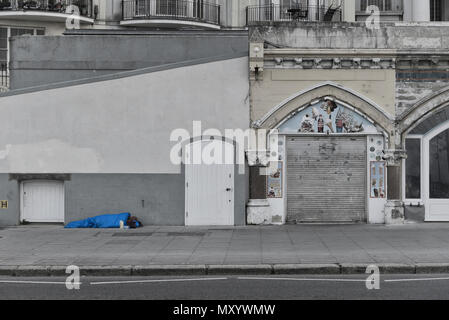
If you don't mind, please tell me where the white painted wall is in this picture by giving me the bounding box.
[0,57,250,174]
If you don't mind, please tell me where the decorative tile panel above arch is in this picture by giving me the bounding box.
[277,99,379,135]
[253,82,395,145]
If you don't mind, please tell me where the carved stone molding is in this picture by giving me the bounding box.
[382,149,407,166]
[263,57,396,69]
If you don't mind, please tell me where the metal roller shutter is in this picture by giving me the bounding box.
[287,136,366,223]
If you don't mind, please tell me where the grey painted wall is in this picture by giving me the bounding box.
[0,169,248,226]
[9,30,248,89]
[66,169,247,226]
[65,174,186,226]
[0,174,20,226]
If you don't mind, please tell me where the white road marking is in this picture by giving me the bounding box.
[385,277,449,283]
[90,277,228,285]
[0,280,81,285]
[237,277,367,282]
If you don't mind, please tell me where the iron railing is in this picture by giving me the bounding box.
[122,0,221,26]
[0,0,93,17]
[246,4,341,24]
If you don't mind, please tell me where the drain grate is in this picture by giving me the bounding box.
[105,240,141,245]
[112,232,154,237]
[164,232,207,237]
[111,231,207,237]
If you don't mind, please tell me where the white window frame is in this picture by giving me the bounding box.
[422,120,449,221]
[402,134,423,205]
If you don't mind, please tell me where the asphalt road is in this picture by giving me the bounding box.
[2,274,449,300]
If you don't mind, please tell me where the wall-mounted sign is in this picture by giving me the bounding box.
[278,99,378,134]
[370,161,386,199]
[267,162,283,198]
[0,200,8,209]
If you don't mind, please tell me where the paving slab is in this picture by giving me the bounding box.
[1,224,449,275]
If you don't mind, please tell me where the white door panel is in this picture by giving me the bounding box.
[21,181,65,223]
[185,140,234,226]
[423,122,449,221]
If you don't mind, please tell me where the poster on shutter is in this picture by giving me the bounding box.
[267,162,282,198]
[370,161,386,199]
[278,99,378,134]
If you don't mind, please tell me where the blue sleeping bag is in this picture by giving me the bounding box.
[65,212,131,229]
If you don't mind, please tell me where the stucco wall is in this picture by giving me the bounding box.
[251,69,396,122]
[0,56,250,174]
[65,174,186,226]
[0,56,250,226]
[0,174,19,226]
[9,31,248,89]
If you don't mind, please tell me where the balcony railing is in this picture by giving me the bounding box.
[0,0,93,18]
[246,4,341,24]
[359,0,403,12]
[122,0,221,26]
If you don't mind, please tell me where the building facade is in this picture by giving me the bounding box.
[0,0,448,226]
[1,0,448,90]
[247,19,449,225]
[0,31,250,226]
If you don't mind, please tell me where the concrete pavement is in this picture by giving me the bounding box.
[3,224,449,275]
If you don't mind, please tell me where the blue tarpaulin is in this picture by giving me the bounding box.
[65,213,132,229]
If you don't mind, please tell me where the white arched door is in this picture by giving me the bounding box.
[423,121,449,221]
[184,139,235,226]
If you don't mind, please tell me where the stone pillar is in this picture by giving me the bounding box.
[342,0,356,22]
[246,129,276,225]
[411,0,430,22]
[383,149,407,225]
[247,165,272,225]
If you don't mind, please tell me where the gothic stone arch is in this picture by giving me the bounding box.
[398,85,449,144]
[254,82,395,147]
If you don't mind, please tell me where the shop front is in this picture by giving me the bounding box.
[403,103,449,221]
[263,97,389,224]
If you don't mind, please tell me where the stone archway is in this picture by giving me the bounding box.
[398,85,449,142]
[398,85,449,222]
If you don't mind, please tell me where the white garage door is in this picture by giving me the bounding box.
[21,181,65,223]
[287,136,366,223]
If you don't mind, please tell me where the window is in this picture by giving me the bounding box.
[405,138,421,199]
[0,26,45,89]
[10,28,34,37]
[430,0,442,21]
[0,28,7,66]
[429,128,449,199]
